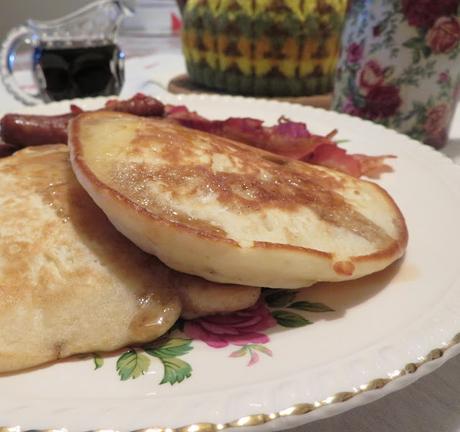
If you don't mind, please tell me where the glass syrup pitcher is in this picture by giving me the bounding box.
[0,0,134,105]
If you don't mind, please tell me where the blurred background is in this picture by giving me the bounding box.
[0,0,182,42]
[0,1,91,40]
[0,0,182,65]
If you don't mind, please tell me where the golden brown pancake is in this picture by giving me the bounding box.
[0,145,260,373]
[176,274,260,319]
[69,111,408,289]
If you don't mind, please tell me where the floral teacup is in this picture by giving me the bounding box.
[332,0,460,149]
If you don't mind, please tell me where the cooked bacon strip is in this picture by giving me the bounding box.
[221,117,320,159]
[164,104,394,177]
[70,104,84,115]
[165,105,324,159]
[0,94,394,178]
[353,154,396,178]
[105,92,164,117]
[304,143,362,178]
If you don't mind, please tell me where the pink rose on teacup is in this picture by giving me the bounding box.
[362,85,402,119]
[183,300,277,348]
[423,103,451,137]
[346,42,364,64]
[358,60,386,93]
[342,97,362,116]
[401,0,458,28]
[438,70,451,84]
[426,16,460,54]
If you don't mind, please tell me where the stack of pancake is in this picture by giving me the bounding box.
[0,111,407,373]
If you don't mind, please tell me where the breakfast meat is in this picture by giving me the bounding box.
[105,92,165,116]
[0,140,16,157]
[0,94,165,148]
[0,112,73,147]
[0,145,260,373]
[69,111,408,289]
[0,94,392,178]
[164,104,393,178]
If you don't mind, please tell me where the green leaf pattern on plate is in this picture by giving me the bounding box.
[288,301,335,313]
[145,338,193,385]
[96,291,333,383]
[264,290,296,308]
[144,337,193,359]
[93,353,104,370]
[116,349,151,381]
[159,357,192,385]
[271,310,312,328]
[264,289,334,328]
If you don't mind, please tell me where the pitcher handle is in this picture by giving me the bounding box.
[0,26,43,106]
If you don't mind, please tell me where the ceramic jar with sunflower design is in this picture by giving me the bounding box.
[332,0,460,148]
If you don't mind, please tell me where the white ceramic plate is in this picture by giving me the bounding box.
[2,95,460,432]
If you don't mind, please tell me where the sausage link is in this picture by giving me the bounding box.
[0,141,17,158]
[1,113,72,147]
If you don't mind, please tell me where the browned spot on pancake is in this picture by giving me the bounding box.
[111,160,392,247]
[0,145,187,372]
[120,118,395,247]
[132,120,207,164]
[54,341,65,358]
[77,115,394,249]
[333,261,355,276]
[261,154,289,165]
[2,147,69,194]
[168,210,228,238]
[110,163,228,238]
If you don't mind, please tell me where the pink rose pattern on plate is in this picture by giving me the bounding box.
[332,0,460,148]
[183,300,276,348]
[102,291,334,382]
[183,291,333,367]
[183,299,277,366]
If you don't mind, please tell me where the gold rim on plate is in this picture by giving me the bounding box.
[1,332,458,432]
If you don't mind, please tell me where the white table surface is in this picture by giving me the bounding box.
[2,37,460,432]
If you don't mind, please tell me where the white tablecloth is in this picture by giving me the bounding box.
[2,41,460,432]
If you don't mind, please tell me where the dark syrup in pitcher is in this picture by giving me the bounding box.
[33,43,124,101]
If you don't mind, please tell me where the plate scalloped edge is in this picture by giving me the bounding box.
[1,330,459,432]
